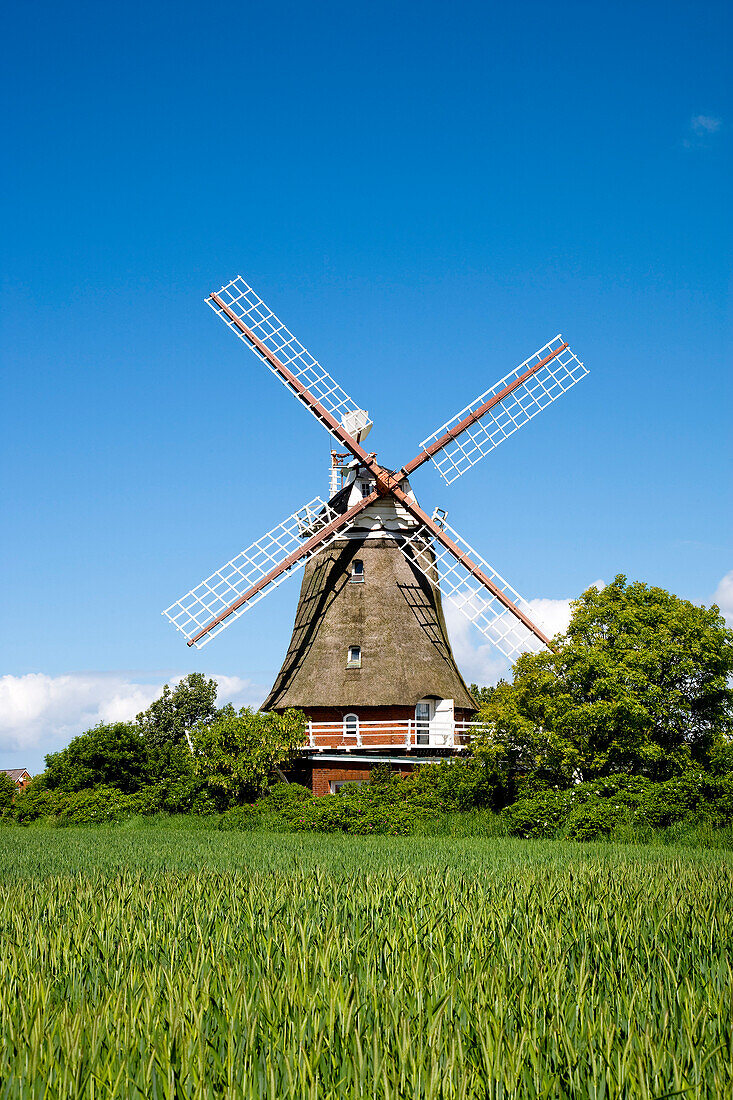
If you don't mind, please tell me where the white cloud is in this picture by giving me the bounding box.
[713,571,733,628]
[445,606,513,685]
[691,114,721,134]
[0,671,268,764]
[444,581,605,687]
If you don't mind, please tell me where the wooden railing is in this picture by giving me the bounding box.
[305,719,484,751]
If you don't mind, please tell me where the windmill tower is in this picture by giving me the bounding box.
[164,278,588,793]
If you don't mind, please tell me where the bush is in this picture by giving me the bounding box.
[54,786,144,826]
[258,782,313,813]
[44,722,150,794]
[7,779,58,824]
[218,805,259,831]
[403,759,501,811]
[564,799,635,841]
[285,782,442,835]
[636,772,733,830]
[501,790,574,838]
[0,773,18,815]
[501,777,652,840]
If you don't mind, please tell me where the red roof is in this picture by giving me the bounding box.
[2,768,31,781]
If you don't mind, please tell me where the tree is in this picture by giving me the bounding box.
[191,708,307,805]
[136,673,218,747]
[44,722,149,793]
[0,772,17,814]
[474,576,733,786]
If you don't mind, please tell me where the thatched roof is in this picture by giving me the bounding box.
[263,535,475,711]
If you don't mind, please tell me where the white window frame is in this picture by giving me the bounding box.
[350,559,365,583]
[343,713,359,740]
[415,698,433,746]
[330,779,367,793]
[347,645,362,668]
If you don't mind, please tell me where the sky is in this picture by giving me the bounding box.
[1,0,731,771]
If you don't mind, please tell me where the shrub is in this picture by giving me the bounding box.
[258,782,313,813]
[501,777,652,840]
[0,773,18,815]
[285,783,442,835]
[55,787,144,826]
[405,759,501,811]
[8,779,58,824]
[218,805,258,831]
[501,790,573,838]
[564,799,635,841]
[43,722,150,794]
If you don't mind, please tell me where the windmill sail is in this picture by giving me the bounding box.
[207,277,371,444]
[399,519,549,661]
[163,496,350,648]
[416,335,588,484]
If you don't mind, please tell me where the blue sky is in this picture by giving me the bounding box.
[2,0,731,769]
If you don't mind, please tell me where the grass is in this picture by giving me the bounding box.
[1,823,732,1098]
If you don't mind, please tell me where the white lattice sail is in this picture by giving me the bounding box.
[420,335,588,484]
[399,521,548,660]
[163,497,342,647]
[207,277,370,440]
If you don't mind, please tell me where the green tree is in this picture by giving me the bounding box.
[192,708,307,805]
[44,722,149,794]
[0,772,18,814]
[475,576,733,786]
[136,673,219,747]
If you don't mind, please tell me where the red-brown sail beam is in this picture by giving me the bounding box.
[389,483,550,646]
[187,490,380,647]
[397,342,568,480]
[209,292,391,489]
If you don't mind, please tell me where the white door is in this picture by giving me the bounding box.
[431,698,454,746]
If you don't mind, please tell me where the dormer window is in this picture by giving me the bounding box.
[360,481,372,498]
[347,645,362,668]
[351,559,364,583]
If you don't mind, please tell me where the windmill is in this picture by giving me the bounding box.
[164,277,588,790]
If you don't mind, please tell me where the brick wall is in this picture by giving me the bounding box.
[310,760,416,797]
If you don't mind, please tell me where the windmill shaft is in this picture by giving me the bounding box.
[388,483,551,646]
[187,491,380,646]
[399,342,569,479]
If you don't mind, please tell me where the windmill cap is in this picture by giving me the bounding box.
[341,409,372,443]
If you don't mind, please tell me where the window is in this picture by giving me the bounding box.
[360,481,372,498]
[343,713,359,739]
[351,559,364,583]
[347,645,362,668]
[415,699,432,746]
[330,780,366,793]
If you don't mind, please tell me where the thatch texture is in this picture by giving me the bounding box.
[263,536,475,711]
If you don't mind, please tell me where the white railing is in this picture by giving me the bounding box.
[305,719,486,751]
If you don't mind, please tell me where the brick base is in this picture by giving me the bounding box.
[310,761,416,797]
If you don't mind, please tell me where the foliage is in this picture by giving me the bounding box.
[1,826,733,1097]
[288,787,442,835]
[44,722,149,794]
[191,708,307,805]
[54,786,145,826]
[218,804,259,831]
[6,777,58,824]
[258,781,313,811]
[498,772,733,842]
[0,772,17,814]
[475,576,733,787]
[142,741,200,813]
[136,672,218,747]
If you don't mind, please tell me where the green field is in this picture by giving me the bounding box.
[1,823,731,1098]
